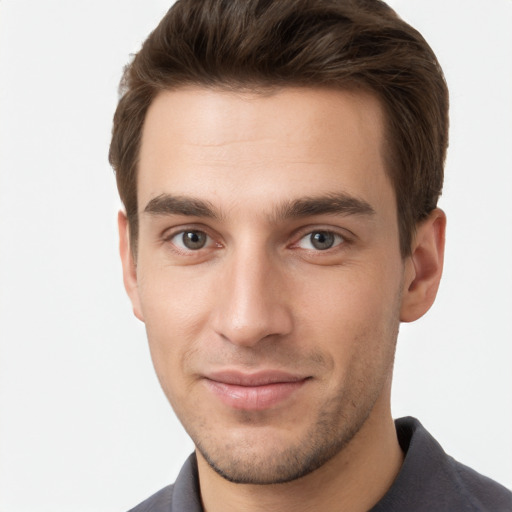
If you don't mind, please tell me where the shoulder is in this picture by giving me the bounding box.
[128,484,174,512]
[126,454,202,512]
[444,455,512,511]
[372,417,512,512]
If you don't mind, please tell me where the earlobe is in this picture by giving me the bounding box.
[400,208,446,323]
[118,211,145,322]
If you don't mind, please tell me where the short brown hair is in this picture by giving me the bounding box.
[109,0,449,257]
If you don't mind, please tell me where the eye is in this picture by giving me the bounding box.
[296,230,344,251]
[169,230,212,251]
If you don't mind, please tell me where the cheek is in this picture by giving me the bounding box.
[299,260,401,322]
[137,259,214,332]
[295,261,403,363]
[136,266,214,395]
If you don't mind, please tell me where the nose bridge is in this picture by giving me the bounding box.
[212,240,292,346]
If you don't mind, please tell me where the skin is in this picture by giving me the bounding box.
[119,86,445,512]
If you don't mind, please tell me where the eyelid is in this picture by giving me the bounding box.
[290,225,354,246]
[295,230,345,250]
[161,224,222,253]
[159,223,354,254]
[162,222,215,240]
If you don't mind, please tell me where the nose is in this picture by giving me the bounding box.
[211,245,293,347]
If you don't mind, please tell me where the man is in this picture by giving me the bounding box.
[109,0,512,510]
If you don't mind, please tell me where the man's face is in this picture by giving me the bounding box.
[123,86,411,484]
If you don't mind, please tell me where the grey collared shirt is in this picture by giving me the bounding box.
[128,417,512,512]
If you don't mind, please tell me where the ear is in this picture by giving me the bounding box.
[118,211,145,322]
[400,208,446,323]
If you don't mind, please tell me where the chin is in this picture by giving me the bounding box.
[193,405,371,485]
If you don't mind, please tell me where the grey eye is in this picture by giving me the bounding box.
[178,230,208,250]
[297,230,343,251]
[310,231,335,250]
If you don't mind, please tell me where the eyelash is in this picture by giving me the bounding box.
[161,226,352,256]
[163,227,220,255]
[293,230,346,251]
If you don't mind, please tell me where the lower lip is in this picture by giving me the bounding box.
[204,379,307,410]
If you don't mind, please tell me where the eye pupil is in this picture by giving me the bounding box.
[311,231,335,250]
[182,231,207,249]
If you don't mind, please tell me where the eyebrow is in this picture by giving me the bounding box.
[144,194,218,218]
[274,193,376,220]
[142,192,375,221]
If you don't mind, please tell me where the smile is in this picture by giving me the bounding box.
[203,371,309,411]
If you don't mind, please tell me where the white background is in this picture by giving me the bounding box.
[0,1,511,511]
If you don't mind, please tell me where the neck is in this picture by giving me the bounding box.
[196,394,403,512]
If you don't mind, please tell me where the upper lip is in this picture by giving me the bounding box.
[204,370,309,387]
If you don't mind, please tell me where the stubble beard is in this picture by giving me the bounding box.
[189,320,400,485]
[171,286,402,486]
[192,378,385,485]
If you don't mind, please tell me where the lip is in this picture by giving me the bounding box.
[203,370,309,411]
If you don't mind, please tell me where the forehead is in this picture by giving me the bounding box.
[138,86,394,219]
